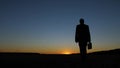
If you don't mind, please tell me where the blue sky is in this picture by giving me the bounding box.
[0,0,120,54]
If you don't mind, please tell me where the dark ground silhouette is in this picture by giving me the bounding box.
[0,49,120,68]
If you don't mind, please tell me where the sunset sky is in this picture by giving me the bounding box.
[0,0,120,54]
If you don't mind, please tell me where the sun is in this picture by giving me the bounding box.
[63,51,71,55]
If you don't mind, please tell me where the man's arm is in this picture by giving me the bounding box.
[75,25,79,43]
[87,25,91,42]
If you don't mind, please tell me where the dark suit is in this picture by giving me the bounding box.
[75,24,91,60]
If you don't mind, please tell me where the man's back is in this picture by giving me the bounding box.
[75,24,90,43]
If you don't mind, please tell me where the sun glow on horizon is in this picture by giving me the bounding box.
[62,51,72,55]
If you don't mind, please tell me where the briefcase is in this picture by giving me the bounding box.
[88,42,92,49]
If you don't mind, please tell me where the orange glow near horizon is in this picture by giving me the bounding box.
[0,46,118,54]
[62,51,72,55]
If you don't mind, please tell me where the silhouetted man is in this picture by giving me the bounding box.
[75,18,91,60]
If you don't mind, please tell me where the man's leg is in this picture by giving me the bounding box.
[79,42,87,61]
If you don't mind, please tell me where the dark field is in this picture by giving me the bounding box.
[0,49,120,68]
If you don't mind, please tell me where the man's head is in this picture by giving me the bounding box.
[79,18,84,24]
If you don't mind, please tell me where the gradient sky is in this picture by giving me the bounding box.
[0,0,120,54]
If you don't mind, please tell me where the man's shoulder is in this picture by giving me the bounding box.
[77,24,89,27]
[76,24,80,27]
[84,24,89,28]
[84,24,88,26]
[78,24,88,26]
